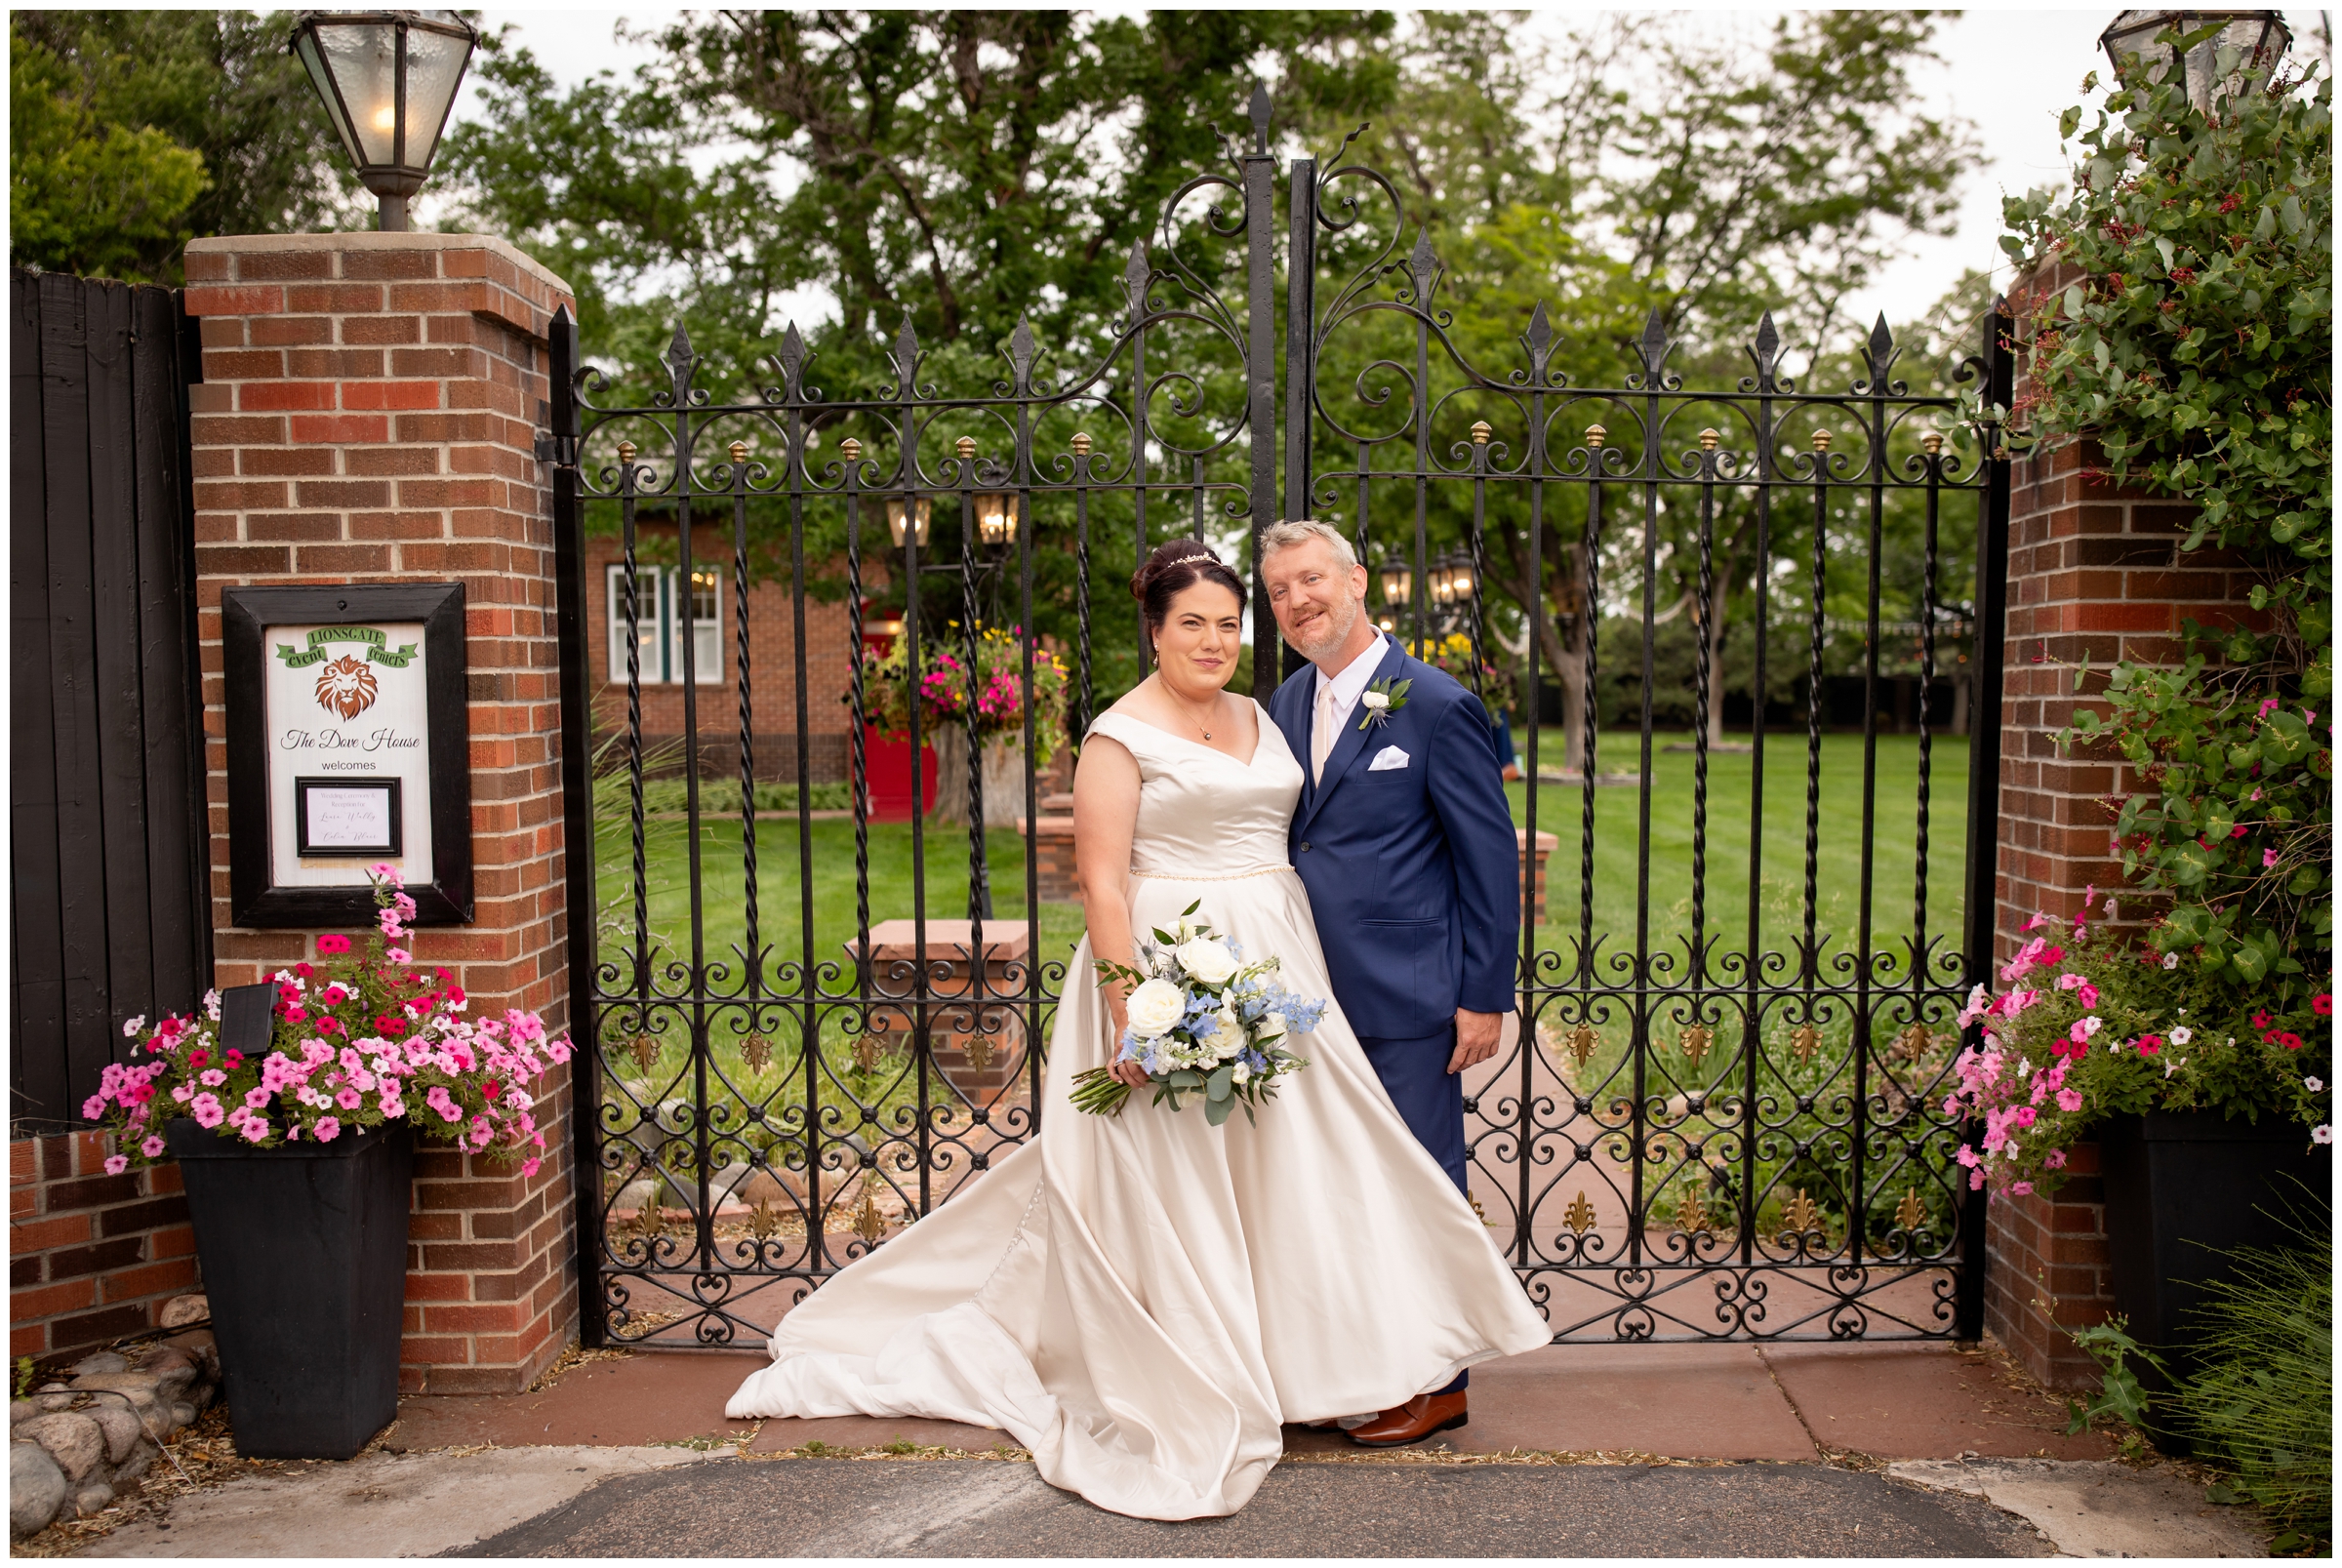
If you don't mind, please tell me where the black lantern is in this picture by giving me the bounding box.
[2098,10,2291,108]
[1377,557,1412,607]
[288,11,479,232]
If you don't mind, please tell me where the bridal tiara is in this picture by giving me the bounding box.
[1167,553,1221,569]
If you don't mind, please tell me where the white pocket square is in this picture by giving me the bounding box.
[1368,744,1410,772]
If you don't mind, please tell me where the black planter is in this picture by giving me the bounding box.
[2098,1108,2327,1423]
[166,1117,412,1460]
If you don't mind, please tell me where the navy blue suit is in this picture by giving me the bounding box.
[1270,633,1519,1187]
[1272,634,1518,1398]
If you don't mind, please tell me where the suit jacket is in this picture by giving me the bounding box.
[1270,635,1519,1038]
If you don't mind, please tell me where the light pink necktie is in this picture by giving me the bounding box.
[1312,682,1341,785]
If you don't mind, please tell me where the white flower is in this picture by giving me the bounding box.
[203,988,222,1022]
[1207,1008,1241,1057]
[1232,1061,1252,1086]
[2168,1025,2193,1046]
[2307,1077,2324,1093]
[2161,951,2180,970]
[1360,690,1391,711]
[2315,1126,2333,1146]
[1126,978,1185,1036]
[1175,937,1239,986]
[121,1015,145,1039]
[1256,1010,1288,1043]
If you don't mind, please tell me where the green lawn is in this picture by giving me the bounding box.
[597,730,1969,999]
[1510,730,1969,989]
[590,731,1976,1244]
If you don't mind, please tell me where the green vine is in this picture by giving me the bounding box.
[1992,26,2331,1031]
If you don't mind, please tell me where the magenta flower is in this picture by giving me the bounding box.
[314,1117,342,1142]
[102,1154,128,1176]
[2264,847,2281,868]
[140,1136,164,1159]
[191,1093,224,1129]
[2056,1087,2084,1112]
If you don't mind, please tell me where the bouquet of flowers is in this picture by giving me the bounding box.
[1069,903,1325,1126]
[1942,890,2330,1198]
[85,866,572,1176]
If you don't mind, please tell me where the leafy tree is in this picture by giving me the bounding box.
[10,11,359,285]
[1302,11,1981,766]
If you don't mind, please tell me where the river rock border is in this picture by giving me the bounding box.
[10,1295,221,1539]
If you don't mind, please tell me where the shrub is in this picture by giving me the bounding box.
[2177,1189,2332,1553]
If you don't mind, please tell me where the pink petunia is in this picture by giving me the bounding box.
[314,1116,342,1142]
[102,1153,128,1176]
[2044,1148,2068,1169]
[191,1093,224,1129]
[141,1136,165,1159]
[2056,1087,2084,1112]
[2009,1181,2034,1197]
[2265,848,2281,867]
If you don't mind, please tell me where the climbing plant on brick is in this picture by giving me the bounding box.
[1999,29,2331,1021]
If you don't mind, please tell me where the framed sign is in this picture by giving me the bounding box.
[223,583,471,926]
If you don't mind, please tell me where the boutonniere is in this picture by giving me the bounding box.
[1356,676,1412,731]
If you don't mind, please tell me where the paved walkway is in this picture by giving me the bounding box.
[50,1340,2276,1558]
[384,1338,2118,1464]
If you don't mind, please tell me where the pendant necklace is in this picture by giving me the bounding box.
[1175,690,1218,742]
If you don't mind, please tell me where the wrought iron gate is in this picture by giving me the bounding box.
[550,89,2012,1348]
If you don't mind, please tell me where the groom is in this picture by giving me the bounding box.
[1259,519,1520,1448]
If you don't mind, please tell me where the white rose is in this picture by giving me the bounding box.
[1176,938,1239,986]
[1125,978,1185,1036]
[1256,1010,1287,1042]
[1213,1010,1243,1060]
[1360,690,1390,710]
[1232,1061,1252,1085]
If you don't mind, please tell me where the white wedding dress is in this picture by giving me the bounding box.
[726,704,1551,1518]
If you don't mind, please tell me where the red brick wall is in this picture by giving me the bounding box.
[182,231,580,1393]
[1978,264,2258,1387]
[10,1133,199,1364]
[1982,1144,2112,1391]
[580,526,860,780]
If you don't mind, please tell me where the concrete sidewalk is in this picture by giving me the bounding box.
[38,1339,2276,1558]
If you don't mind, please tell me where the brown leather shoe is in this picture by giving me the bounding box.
[1345,1391,1468,1448]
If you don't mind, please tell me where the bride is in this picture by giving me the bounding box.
[726,541,1549,1518]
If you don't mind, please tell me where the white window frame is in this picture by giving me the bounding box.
[606,563,723,686]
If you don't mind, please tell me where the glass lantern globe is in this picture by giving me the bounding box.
[288,10,478,232]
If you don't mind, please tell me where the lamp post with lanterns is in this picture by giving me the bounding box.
[287,10,478,232]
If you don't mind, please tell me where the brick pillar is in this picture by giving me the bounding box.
[183,232,581,1393]
[1978,261,2265,1387]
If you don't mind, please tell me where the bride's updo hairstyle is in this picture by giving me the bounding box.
[1130,540,1248,632]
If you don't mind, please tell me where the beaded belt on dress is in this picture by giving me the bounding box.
[1131,864,1293,881]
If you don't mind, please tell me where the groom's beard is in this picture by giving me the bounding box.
[1284,590,1362,663]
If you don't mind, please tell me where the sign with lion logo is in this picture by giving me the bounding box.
[264,622,431,889]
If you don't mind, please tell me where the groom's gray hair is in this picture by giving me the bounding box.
[1259,519,1357,572]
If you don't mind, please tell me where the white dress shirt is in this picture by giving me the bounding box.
[1310,629,1392,784]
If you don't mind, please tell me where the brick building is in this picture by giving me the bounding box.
[579,524,861,784]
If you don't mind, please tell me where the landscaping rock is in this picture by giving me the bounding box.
[172,1401,197,1428]
[87,1402,143,1465]
[72,1481,114,1519]
[70,1351,129,1379]
[159,1293,208,1329]
[69,1369,161,1397]
[17,1411,103,1481]
[162,1329,220,1380]
[114,1438,157,1485]
[11,1441,67,1538]
[10,1398,37,1426]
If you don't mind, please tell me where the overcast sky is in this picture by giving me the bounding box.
[453,6,2325,344]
